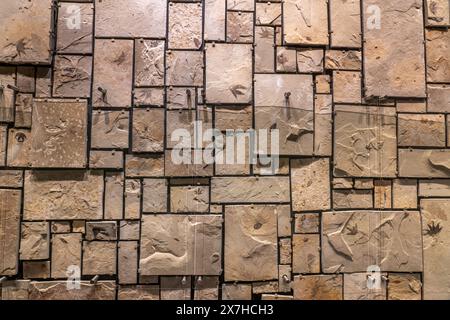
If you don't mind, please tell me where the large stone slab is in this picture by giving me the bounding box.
[399,149,450,178]
[0,0,52,64]
[20,222,49,260]
[29,281,116,300]
[95,0,166,38]
[91,110,129,149]
[53,55,92,98]
[293,275,343,300]
[211,177,290,203]
[168,3,202,49]
[205,43,252,104]
[421,199,450,300]
[0,189,21,275]
[426,29,450,83]
[132,108,164,152]
[225,205,278,281]
[322,211,423,273]
[330,0,361,48]
[344,273,387,300]
[24,170,103,220]
[51,233,82,278]
[134,40,165,87]
[284,0,329,45]
[398,114,446,147]
[140,215,222,275]
[363,0,426,97]
[334,105,397,177]
[82,241,117,275]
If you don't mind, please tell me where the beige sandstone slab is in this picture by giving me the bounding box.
[51,221,71,234]
[0,126,6,166]
[315,75,331,94]
[118,241,138,285]
[204,0,226,41]
[427,84,450,113]
[279,238,292,265]
[93,39,133,107]
[227,11,254,43]
[276,47,297,72]
[0,189,21,276]
[91,110,129,149]
[29,281,116,300]
[393,179,417,209]
[134,88,165,107]
[426,29,450,83]
[1,280,30,300]
[222,284,252,300]
[293,275,343,300]
[125,179,141,219]
[419,179,450,197]
[140,215,222,275]
[296,49,324,73]
[322,211,423,273]
[334,105,397,177]
[90,150,123,169]
[215,105,252,131]
[169,3,202,49]
[132,108,164,152]
[95,0,166,38]
[167,50,203,86]
[170,186,209,213]
[211,176,290,203]
[126,154,164,177]
[23,261,50,279]
[104,172,124,220]
[292,234,320,274]
[142,179,167,213]
[24,170,103,220]
[118,285,159,300]
[398,114,446,147]
[399,149,450,178]
[277,205,291,237]
[194,276,219,300]
[291,158,330,211]
[20,222,49,260]
[255,27,275,73]
[426,0,450,26]
[86,222,117,241]
[256,2,282,26]
[51,233,82,278]
[6,128,32,167]
[294,213,319,234]
[333,71,361,103]
[344,273,387,300]
[0,0,52,64]
[284,0,329,45]
[0,170,23,188]
[205,43,252,104]
[374,180,392,209]
[14,93,33,128]
[397,99,427,113]
[333,178,353,189]
[53,55,92,98]
[421,199,450,300]
[119,221,140,241]
[330,0,361,48]
[363,0,426,97]
[388,273,422,300]
[325,50,362,70]
[0,67,15,122]
[167,87,196,110]
[134,40,164,87]
[225,205,278,281]
[82,241,117,275]
[332,190,373,209]
[161,277,191,300]
[164,150,213,177]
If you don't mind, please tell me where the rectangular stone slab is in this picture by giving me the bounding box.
[168,3,203,49]
[24,170,103,220]
[205,43,252,104]
[211,176,290,203]
[399,149,450,178]
[398,114,446,147]
[0,0,52,64]
[29,281,116,300]
[204,0,226,41]
[330,0,361,48]
[419,179,450,197]
[362,0,426,97]
[139,215,222,275]
[225,205,278,281]
[322,210,423,273]
[51,233,82,278]
[0,189,21,276]
[82,241,117,275]
[20,222,49,260]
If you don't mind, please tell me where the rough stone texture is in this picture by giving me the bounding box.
[29,281,116,300]
[334,105,397,177]
[91,110,129,149]
[20,222,49,260]
[398,114,446,147]
[388,274,422,300]
[293,275,343,300]
[325,50,362,70]
[166,50,203,86]
[296,49,324,73]
[426,29,450,83]
[82,241,117,275]
[118,241,138,284]
[225,205,278,281]
[90,151,123,169]
[169,3,202,49]
[206,43,252,104]
[292,234,320,274]
[333,71,361,103]
[322,211,423,273]
[118,285,159,300]
[142,179,167,213]
[0,190,21,275]
[53,55,92,98]
[227,11,254,43]
[393,179,417,209]
[363,0,426,98]
[426,0,450,26]
[86,222,117,241]
[23,261,50,279]
[126,154,164,177]
[0,170,23,188]
[205,0,226,41]
[170,186,209,213]
[0,0,52,64]
[222,284,252,300]
[134,40,165,87]
[330,0,361,48]
[344,273,387,300]
[256,3,281,26]
[140,215,222,275]
[427,84,450,113]
[51,233,82,278]
[419,180,450,197]
[277,47,297,72]
[132,108,164,152]
[15,93,33,128]
[333,190,373,209]
[255,27,275,73]
[399,149,450,178]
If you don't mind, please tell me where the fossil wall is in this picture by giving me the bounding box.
[0,0,450,300]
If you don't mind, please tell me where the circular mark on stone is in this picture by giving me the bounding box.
[254,222,262,230]
[15,132,26,142]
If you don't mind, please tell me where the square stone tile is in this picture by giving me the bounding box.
[169,3,203,49]
[82,241,117,275]
[53,55,92,98]
[167,50,204,86]
[132,108,164,152]
[91,110,129,149]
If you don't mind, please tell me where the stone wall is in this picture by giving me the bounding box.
[0,0,449,300]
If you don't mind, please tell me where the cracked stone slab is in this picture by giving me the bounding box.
[293,275,343,300]
[95,0,166,38]
[228,0,254,11]
[93,39,133,107]
[57,2,93,54]
[388,273,422,300]
[344,273,387,300]
[53,55,92,98]
[166,50,203,86]
[256,2,282,26]
[169,3,202,49]
[294,213,319,234]
[426,29,450,83]
[51,233,81,278]
[139,215,222,275]
[293,234,320,274]
[296,49,324,73]
[118,241,138,284]
[119,221,140,241]
[398,114,446,147]
[134,88,165,107]
[83,241,117,275]
[142,179,167,213]
[322,211,423,273]
[333,71,361,103]
[426,0,450,26]
[91,110,129,149]
[0,0,52,64]
[132,108,164,152]
[14,93,33,128]
[276,47,296,72]
[36,67,52,98]
[90,150,123,169]
[134,40,165,87]
[291,158,330,211]
[314,94,332,156]
[211,176,290,203]
[204,0,226,41]
[325,50,362,70]
[0,170,23,188]
[255,27,275,73]
[334,105,397,177]
[86,222,117,241]
[427,84,450,113]
[332,190,373,209]
[215,105,252,131]
[0,189,21,276]
[20,222,49,260]
[126,154,164,177]
[225,205,278,281]
[24,170,103,220]
[363,0,426,97]
[205,43,252,104]
[399,149,450,177]
[330,0,361,48]
[284,0,329,45]
[227,11,254,43]
[29,281,116,300]
[170,186,209,213]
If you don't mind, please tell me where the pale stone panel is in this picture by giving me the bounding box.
[0,189,21,276]
[344,273,387,300]
[29,281,116,300]
[204,0,226,41]
[330,0,361,48]
[398,114,446,147]
[293,275,343,300]
[399,149,450,178]
[51,233,82,278]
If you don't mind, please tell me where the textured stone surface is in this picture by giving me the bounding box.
[29,281,116,300]
[325,50,361,70]
[419,179,450,197]
[225,205,278,281]
[293,234,320,274]
[399,149,450,178]
[118,241,138,284]
[393,179,417,209]
[426,29,450,83]
[276,47,297,72]
[363,0,426,97]
[140,215,222,275]
[322,211,423,273]
[134,40,164,87]
[427,84,450,113]
[142,179,167,213]
[344,273,387,300]
[227,11,253,43]
[51,233,81,278]
[255,27,275,73]
[205,0,226,41]
[20,222,49,260]
[296,49,324,73]
[293,275,343,300]
[91,110,129,149]
[53,55,92,98]
[167,50,203,86]
[171,186,209,213]
[0,190,21,275]
[83,241,117,275]
[388,274,422,300]
[169,3,202,49]
[132,108,164,152]
[330,0,361,48]
[333,71,361,103]
[426,0,450,26]
[398,114,446,147]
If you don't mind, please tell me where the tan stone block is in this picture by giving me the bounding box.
[291,158,330,211]
[134,40,164,87]
[397,99,427,113]
[126,154,164,177]
[296,49,324,73]
[333,178,353,189]
[82,241,117,275]
[398,114,446,147]
[161,277,191,300]
[36,67,52,98]
[95,0,166,38]
[14,93,33,128]
[0,67,15,122]
[51,233,82,278]
[166,87,196,110]
[330,0,361,48]
[57,2,93,54]
[322,211,423,273]
[421,199,450,299]
[278,265,292,293]
[125,179,141,219]
[354,179,374,189]
[170,186,209,213]
[23,261,50,279]
[7,128,32,167]
[86,222,117,241]
[118,241,138,285]
[227,11,253,43]
[325,50,361,70]
[314,94,332,156]
[194,277,219,300]
[279,238,292,265]
[93,39,133,107]
[29,281,116,300]
[204,0,226,41]
[393,179,417,209]
[118,285,159,300]
[215,105,252,131]
[16,66,34,93]
[0,170,23,188]
[334,105,397,177]
[166,110,212,149]
[426,0,450,26]
[91,110,129,149]
[293,275,343,300]
[119,221,140,241]
[388,274,422,300]
[333,71,361,103]
[419,179,450,197]
[132,108,164,152]
[167,50,203,86]
[53,55,92,98]
[1,280,30,300]
[142,179,167,213]
[0,126,8,166]
[225,205,278,281]
[134,88,165,107]
[333,190,373,209]
[427,84,450,113]
[253,157,290,176]
[255,27,275,73]
[294,213,319,234]
[426,29,450,83]
[104,172,124,220]
[363,0,426,97]
[256,2,281,25]
[222,284,252,300]
[168,3,202,49]
[72,221,85,234]
[51,221,71,234]
[20,222,49,260]
[24,171,103,220]
[315,75,331,94]
[277,205,291,237]
[90,150,123,169]
[344,273,387,300]
[140,215,222,275]
[292,234,320,274]
[0,189,21,276]
[165,150,213,177]
[276,47,297,72]
[284,0,329,45]
[374,180,392,209]
[399,149,450,178]
[252,281,278,294]
[205,43,252,104]
[211,176,290,203]
[0,0,52,64]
